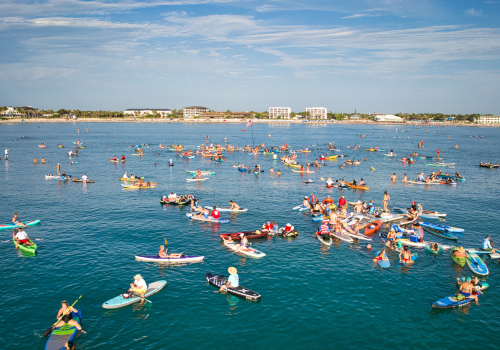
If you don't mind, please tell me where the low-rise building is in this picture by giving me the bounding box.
[183,106,209,118]
[306,107,327,119]
[124,109,172,118]
[477,115,500,124]
[269,107,291,119]
[373,114,403,122]
[199,112,253,119]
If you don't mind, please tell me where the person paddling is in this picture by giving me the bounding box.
[129,274,147,302]
[219,267,239,291]
[54,301,86,334]
[13,227,33,248]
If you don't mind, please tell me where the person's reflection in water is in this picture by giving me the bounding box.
[227,294,239,311]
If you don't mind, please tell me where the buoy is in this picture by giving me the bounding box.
[371,167,375,170]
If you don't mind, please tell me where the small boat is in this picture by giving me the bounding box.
[220,231,268,240]
[45,309,81,350]
[206,273,261,300]
[135,255,204,264]
[13,235,37,254]
[450,246,466,267]
[72,178,94,183]
[102,281,167,309]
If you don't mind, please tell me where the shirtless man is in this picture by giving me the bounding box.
[353,201,363,214]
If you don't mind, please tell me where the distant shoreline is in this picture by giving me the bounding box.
[0,117,497,127]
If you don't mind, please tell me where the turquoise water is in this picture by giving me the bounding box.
[1,122,499,350]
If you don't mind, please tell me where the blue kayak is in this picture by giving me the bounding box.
[420,222,464,233]
[45,309,81,350]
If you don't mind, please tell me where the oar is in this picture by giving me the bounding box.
[118,288,152,304]
[465,251,480,267]
[43,294,83,336]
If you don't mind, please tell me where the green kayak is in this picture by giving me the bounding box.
[13,236,37,255]
[450,246,465,267]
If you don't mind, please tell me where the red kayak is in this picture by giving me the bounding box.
[364,220,381,235]
[220,231,269,240]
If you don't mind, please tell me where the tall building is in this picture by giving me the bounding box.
[306,107,327,119]
[269,107,291,119]
[183,106,209,118]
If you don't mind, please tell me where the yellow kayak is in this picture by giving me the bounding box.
[325,155,338,160]
[284,163,302,168]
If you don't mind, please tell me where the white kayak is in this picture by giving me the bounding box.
[186,213,229,223]
[400,239,452,250]
[204,206,248,213]
[135,255,204,264]
[186,178,209,182]
[224,241,266,258]
[102,280,167,309]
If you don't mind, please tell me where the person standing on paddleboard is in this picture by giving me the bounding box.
[129,275,147,301]
[220,267,239,291]
[382,191,390,212]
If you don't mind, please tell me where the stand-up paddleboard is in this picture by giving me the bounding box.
[186,178,209,182]
[206,273,261,300]
[0,220,41,231]
[466,252,489,276]
[375,251,390,268]
[397,253,418,266]
[316,233,333,246]
[102,280,167,309]
[342,230,372,241]
[186,213,229,223]
[45,310,81,350]
[432,291,482,309]
[204,206,248,213]
[135,255,204,264]
[223,241,266,258]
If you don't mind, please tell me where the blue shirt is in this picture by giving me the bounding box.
[483,239,492,250]
[228,274,239,288]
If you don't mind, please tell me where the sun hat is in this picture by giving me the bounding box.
[228,267,237,275]
[357,200,361,204]
[134,274,142,279]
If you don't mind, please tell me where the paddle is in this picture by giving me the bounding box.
[465,251,480,267]
[118,288,152,304]
[43,294,83,336]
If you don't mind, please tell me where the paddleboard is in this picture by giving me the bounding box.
[397,252,418,266]
[375,251,390,268]
[317,234,333,246]
[135,255,204,264]
[186,213,230,223]
[206,273,261,300]
[224,241,266,258]
[186,178,209,182]
[204,206,248,213]
[45,309,81,350]
[102,280,167,309]
[0,219,41,231]
[466,252,489,276]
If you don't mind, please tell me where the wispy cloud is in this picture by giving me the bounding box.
[342,13,377,19]
[465,8,483,16]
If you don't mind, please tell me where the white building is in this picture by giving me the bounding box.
[306,107,327,119]
[124,109,172,118]
[183,106,209,118]
[477,115,500,124]
[373,114,403,122]
[1,107,21,117]
[269,107,291,119]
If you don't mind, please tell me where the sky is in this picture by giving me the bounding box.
[0,0,499,114]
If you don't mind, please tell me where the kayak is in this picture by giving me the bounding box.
[238,167,248,172]
[425,244,443,254]
[284,163,302,168]
[223,241,266,258]
[206,273,261,300]
[422,226,457,240]
[400,239,452,250]
[397,253,418,266]
[186,178,209,182]
[13,236,37,254]
[432,291,482,309]
[186,213,230,223]
[72,178,94,183]
[135,255,204,264]
[364,220,381,235]
[110,159,119,163]
[0,220,41,231]
[420,222,464,233]
[384,153,396,157]
[204,206,248,213]
[292,170,315,173]
[221,231,269,240]
[119,177,143,181]
[450,247,467,267]
[45,175,71,180]
[316,233,333,246]
[345,182,369,190]
[121,184,157,189]
[45,309,81,350]
[406,180,440,185]
[466,252,489,276]
[375,251,390,268]
[102,280,167,309]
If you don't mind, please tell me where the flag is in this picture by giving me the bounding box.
[246,119,252,128]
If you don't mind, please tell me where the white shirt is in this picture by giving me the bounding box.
[122,174,128,178]
[15,231,27,240]
[135,279,147,291]
[81,175,88,181]
[168,193,177,200]
[4,149,7,155]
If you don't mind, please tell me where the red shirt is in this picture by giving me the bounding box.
[339,198,347,206]
[211,210,220,219]
[265,224,273,230]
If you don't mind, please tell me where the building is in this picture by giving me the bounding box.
[350,114,361,120]
[306,107,327,119]
[124,109,172,118]
[199,112,253,119]
[1,107,20,117]
[269,107,291,119]
[477,115,500,124]
[373,114,403,122]
[183,106,209,118]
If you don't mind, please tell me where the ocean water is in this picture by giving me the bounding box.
[0,122,499,350]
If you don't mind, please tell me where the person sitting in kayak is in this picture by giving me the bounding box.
[219,267,239,292]
[13,228,33,247]
[458,277,479,305]
[229,200,240,211]
[121,155,126,161]
[453,247,467,258]
[482,236,497,253]
[54,300,86,334]
[211,206,221,220]
[12,212,26,227]
[373,249,388,262]
[399,246,414,265]
[129,274,147,301]
[353,201,363,214]
[263,221,273,231]
[122,172,128,179]
[81,173,88,182]
[325,177,334,186]
[159,245,169,258]
[358,178,365,187]
[112,156,118,161]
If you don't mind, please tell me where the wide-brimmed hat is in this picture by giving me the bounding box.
[134,274,142,279]
[228,267,237,275]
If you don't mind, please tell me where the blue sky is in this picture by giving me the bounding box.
[0,0,499,114]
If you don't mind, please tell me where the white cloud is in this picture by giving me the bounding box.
[255,5,278,13]
[465,8,483,16]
